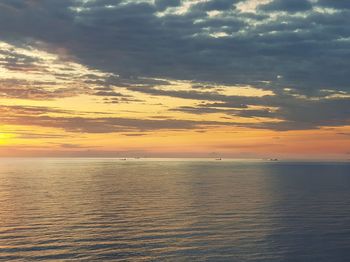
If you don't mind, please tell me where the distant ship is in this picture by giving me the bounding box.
[215,158,222,161]
[269,158,279,161]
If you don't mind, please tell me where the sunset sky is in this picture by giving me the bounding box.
[0,0,349,159]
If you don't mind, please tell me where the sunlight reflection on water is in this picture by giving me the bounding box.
[0,159,349,261]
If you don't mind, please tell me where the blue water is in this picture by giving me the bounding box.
[0,159,349,261]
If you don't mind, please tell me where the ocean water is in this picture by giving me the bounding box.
[0,158,349,261]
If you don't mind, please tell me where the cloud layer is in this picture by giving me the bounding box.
[0,0,349,137]
[1,0,350,92]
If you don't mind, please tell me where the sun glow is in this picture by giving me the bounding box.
[0,132,13,144]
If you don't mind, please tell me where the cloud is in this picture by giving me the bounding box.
[0,131,68,139]
[58,143,95,149]
[317,0,350,10]
[0,81,81,99]
[0,105,69,115]
[128,86,250,108]
[155,0,182,11]
[337,132,350,137]
[0,41,112,100]
[0,0,349,132]
[191,0,241,11]
[258,0,312,13]
[166,89,350,130]
[122,133,148,136]
[0,105,241,133]
[0,0,349,95]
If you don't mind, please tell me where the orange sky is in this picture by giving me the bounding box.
[0,41,348,159]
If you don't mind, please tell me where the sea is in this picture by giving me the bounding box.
[0,158,349,261]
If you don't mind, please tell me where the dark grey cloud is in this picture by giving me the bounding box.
[94,90,125,97]
[317,0,350,10]
[258,0,312,13]
[155,0,182,11]
[171,105,232,114]
[191,0,241,11]
[1,0,349,94]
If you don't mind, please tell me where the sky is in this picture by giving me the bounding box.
[0,0,349,159]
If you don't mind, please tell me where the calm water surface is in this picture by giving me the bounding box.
[0,158,349,261]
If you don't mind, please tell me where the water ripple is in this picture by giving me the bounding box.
[0,159,349,261]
